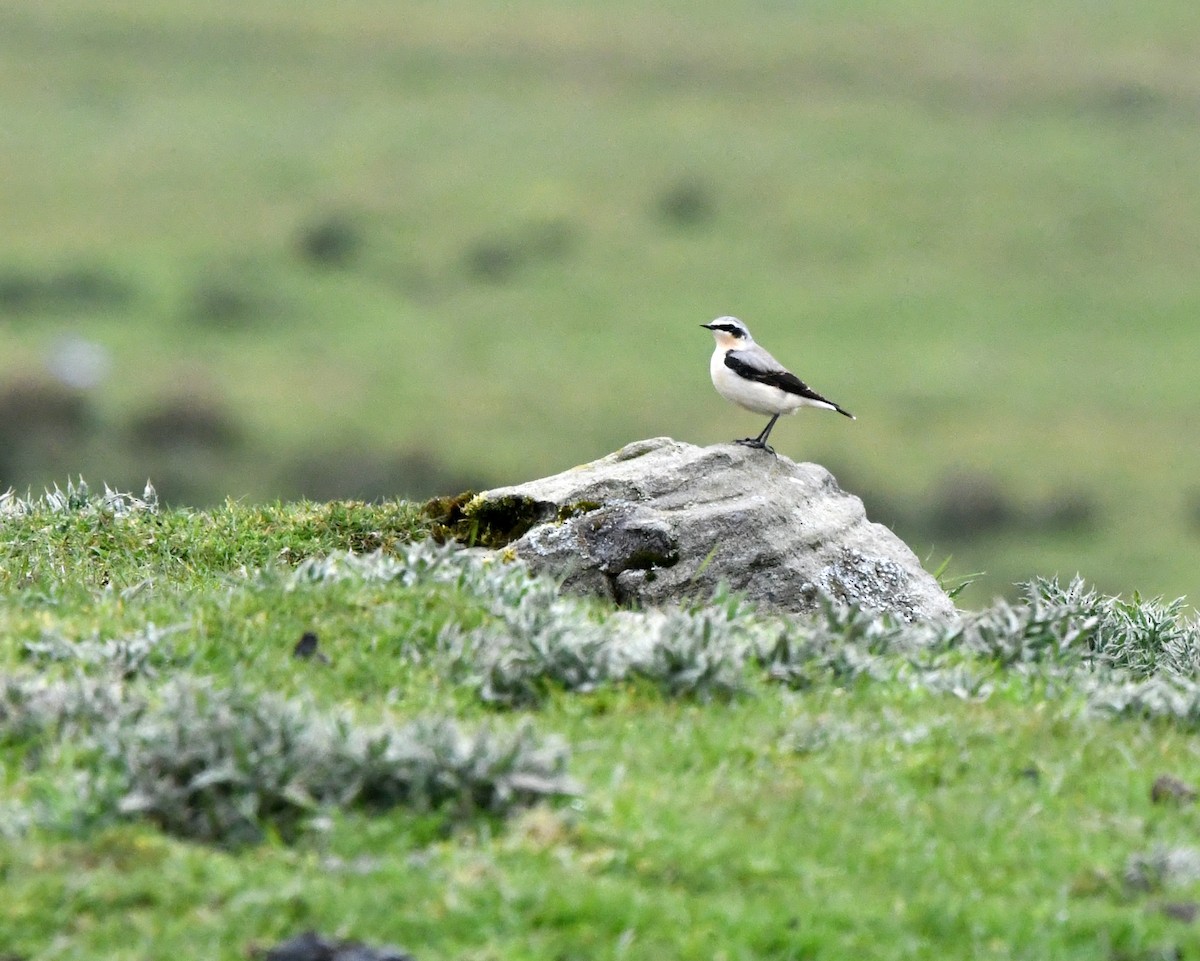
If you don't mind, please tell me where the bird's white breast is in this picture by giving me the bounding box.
[709,348,809,416]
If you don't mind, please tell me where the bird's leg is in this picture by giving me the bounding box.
[755,414,779,446]
[735,414,780,455]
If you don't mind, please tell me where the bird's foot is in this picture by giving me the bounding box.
[734,438,777,456]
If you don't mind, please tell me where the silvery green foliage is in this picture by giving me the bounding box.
[448,584,758,706]
[1093,594,1197,679]
[0,674,126,742]
[947,578,1104,670]
[754,576,1198,720]
[288,545,614,703]
[913,666,995,702]
[632,601,753,699]
[1086,676,1200,727]
[290,549,1200,720]
[1123,845,1200,893]
[1012,576,1199,680]
[290,545,853,703]
[22,621,187,678]
[276,546,1200,723]
[290,542,442,587]
[289,541,541,598]
[0,669,575,846]
[965,578,1200,724]
[783,716,851,755]
[101,678,576,846]
[459,609,611,707]
[290,545,759,703]
[756,593,929,689]
[0,478,158,517]
[276,545,759,704]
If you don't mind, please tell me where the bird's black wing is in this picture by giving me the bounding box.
[724,351,855,418]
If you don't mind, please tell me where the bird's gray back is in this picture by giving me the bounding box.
[728,344,785,374]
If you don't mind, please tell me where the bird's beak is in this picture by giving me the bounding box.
[700,323,714,330]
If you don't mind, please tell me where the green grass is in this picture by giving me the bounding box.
[8,695,1196,959]
[1,1,1198,604]
[4,491,1200,959]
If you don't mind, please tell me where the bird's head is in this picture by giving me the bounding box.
[701,316,752,349]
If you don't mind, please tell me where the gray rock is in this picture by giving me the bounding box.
[458,437,955,621]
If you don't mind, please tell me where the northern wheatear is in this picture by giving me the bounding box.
[702,316,854,453]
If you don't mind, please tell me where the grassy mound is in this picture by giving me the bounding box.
[2,484,1199,958]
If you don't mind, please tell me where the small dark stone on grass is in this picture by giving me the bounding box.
[1160,901,1200,924]
[262,930,415,961]
[292,631,329,664]
[293,631,319,659]
[1152,774,1198,805]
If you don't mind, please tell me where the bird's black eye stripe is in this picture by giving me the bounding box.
[711,324,745,337]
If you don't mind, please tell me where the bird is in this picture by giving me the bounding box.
[701,316,854,454]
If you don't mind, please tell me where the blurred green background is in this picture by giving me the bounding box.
[1,0,1197,607]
